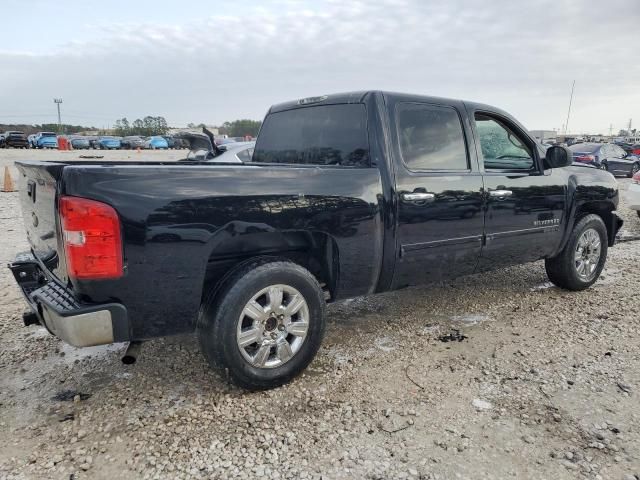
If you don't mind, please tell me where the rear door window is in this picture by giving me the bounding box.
[253,104,370,167]
[613,145,627,158]
[396,103,469,171]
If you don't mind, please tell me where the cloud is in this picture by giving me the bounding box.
[0,0,639,132]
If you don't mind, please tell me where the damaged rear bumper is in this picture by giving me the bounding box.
[8,252,128,347]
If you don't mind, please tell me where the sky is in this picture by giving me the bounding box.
[0,0,639,134]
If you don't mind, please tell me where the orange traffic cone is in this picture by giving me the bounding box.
[2,166,16,192]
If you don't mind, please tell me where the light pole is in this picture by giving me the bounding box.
[564,80,575,135]
[54,98,63,133]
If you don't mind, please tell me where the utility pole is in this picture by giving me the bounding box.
[564,80,575,135]
[53,98,63,133]
[609,124,613,138]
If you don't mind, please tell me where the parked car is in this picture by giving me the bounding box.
[69,136,90,150]
[217,141,254,153]
[2,131,29,148]
[176,137,190,149]
[161,135,179,149]
[625,171,640,218]
[569,143,640,177]
[95,136,121,150]
[215,138,236,146]
[121,136,145,150]
[145,136,169,150]
[182,141,255,163]
[32,132,58,149]
[85,136,98,149]
[9,91,623,390]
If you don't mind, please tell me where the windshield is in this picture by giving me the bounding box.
[42,132,56,137]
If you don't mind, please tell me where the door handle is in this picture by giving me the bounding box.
[489,189,513,199]
[402,192,435,202]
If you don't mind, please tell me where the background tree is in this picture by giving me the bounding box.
[218,119,262,138]
[114,118,131,136]
[113,116,169,136]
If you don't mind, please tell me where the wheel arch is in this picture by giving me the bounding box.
[567,201,619,248]
[200,230,340,308]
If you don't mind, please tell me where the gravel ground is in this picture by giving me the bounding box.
[0,149,639,480]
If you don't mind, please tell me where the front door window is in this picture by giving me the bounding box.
[475,115,533,171]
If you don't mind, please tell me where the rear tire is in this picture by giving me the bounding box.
[198,259,326,390]
[545,214,607,291]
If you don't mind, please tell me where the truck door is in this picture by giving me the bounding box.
[389,100,485,288]
[468,109,566,271]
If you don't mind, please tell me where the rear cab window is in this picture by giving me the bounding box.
[252,104,370,167]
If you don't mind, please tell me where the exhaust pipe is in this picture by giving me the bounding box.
[122,341,142,365]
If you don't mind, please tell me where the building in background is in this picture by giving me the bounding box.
[529,130,557,144]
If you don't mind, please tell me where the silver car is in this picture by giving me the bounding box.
[186,142,255,163]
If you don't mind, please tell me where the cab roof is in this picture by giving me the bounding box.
[268,90,507,117]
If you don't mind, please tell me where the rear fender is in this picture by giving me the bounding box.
[202,230,340,305]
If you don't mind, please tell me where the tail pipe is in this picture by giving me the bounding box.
[122,341,142,365]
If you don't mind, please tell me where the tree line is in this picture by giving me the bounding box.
[2,117,263,138]
[114,116,169,137]
[115,117,262,138]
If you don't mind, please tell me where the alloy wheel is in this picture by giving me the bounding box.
[574,228,601,281]
[236,284,309,369]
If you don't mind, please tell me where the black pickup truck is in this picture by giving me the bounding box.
[9,91,622,389]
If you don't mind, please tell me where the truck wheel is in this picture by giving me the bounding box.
[545,214,608,291]
[198,259,326,390]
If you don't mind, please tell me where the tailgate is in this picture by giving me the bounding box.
[15,161,69,282]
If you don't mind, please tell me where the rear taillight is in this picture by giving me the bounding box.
[633,172,640,184]
[575,155,595,163]
[59,196,123,280]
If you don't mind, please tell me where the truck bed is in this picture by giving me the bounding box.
[15,159,385,340]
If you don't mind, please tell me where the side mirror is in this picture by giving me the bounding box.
[544,145,573,169]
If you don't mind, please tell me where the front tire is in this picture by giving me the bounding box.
[198,259,326,390]
[545,214,608,291]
